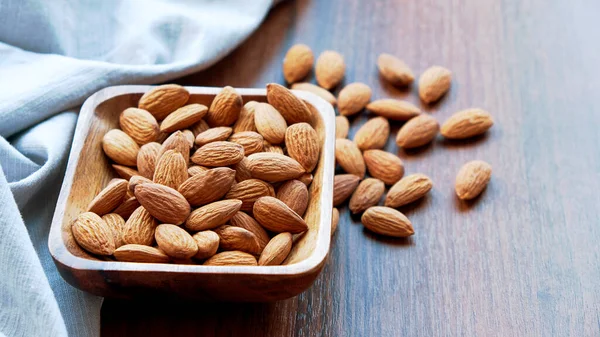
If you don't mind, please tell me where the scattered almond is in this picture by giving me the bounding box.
[246,152,305,182]
[192,231,220,260]
[194,126,233,146]
[335,139,366,178]
[366,99,421,121]
[363,149,404,185]
[232,101,258,133]
[178,167,236,206]
[455,160,492,200]
[338,82,372,116]
[134,183,191,225]
[206,86,243,126]
[138,84,190,120]
[185,199,242,231]
[119,108,160,145]
[225,179,275,212]
[71,212,115,256]
[203,251,257,266]
[137,142,161,179]
[277,179,309,216]
[121,206,158,246]
[283,44,314,84]
[159,131,190,163]
[331,208,339,235]
[101,213,125,248]
[354,116,390,150]
[267,83,312,124]
[152,150,188,190]
[160,104,208,133]
[377,53,414,86]
[87,179,128,216]
[155,224,198,259]
[253,196,308,234]
[333,174,360,206]
[418,66,452,104]
[349,178,385,214]
[229,212,270,248]
[315,50,345,89]
[385,173,433,208]
[214,226,263,255]
[291,83,337,106]
[258,232,292,266]
[335,115,350,139]
[102,129,140,166]
[114,244,170,263]
[440,108,493,139]
[361,206,414,237]
[396,114,439,148]
[191,141,244,167]
[228,131,264,155]
[285,122,320,172]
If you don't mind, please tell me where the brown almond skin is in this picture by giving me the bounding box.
[258,232,293,266]
[190,119,210,136]
[455,160,492,200]
[335,139,366,178]
[155,224,198,259]
[277,179,309,216]
[253,102,288,144]
[232,101,258,133]
[114,244,170,263]
[229,211,270,248]
[363,150,404,185]
[192,231,220,260]
[396,114,439,148]
[362,206,414,237]
[160,104,208,133]
[335,115,349,139]
[191,141,244,167]
[87,179,128,215]
[266,83,312,124]
[112,197,140,220]
[385,173,433,208]
[234,157,253,182]
[418,66,452,104]
[291,83,337,106]
[441,108,494,139]
[228,131,264,155]
[285,123,320,172]
[338,82,372,116]
[185,199,242,231]
[137,142,161,179]
[138,84,190,120]
[101,213,125,248]
[134,183,191,225]
[262,140,284,154]
[178,167,236,206]
[214,226,263,255]
[225,179,275,212]
[159,131,190,163]
[187,165,209,176]
[194,127,233,147]
[203,251,257,266]
[349,178,386,214]
[246,152,305,182]
[253,196,308,234]
[283,44,314,84]
[333,174,360,206]
[102,129,140,166]
[331,208,339,236]
[119,108,160,145]
[71,212,116,256]
[353,117,390,150]
[366,99,421,121]
[152,150,188,190]
[298,173,313,186]
[112,165,139,180]
[206,86,243,126]
[121,206,158,246]
[182,129,195,147]
[377,53,414,87]
[128,175,152,194]
[315,50,345,89]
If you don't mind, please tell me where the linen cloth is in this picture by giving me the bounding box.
[0,1,274,336]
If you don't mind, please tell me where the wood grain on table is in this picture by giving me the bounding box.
[101,0,600,336]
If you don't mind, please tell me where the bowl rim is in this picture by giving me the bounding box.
[48,85,336,277]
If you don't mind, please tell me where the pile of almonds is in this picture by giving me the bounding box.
[72,83,324,266]
[283,44,494,238]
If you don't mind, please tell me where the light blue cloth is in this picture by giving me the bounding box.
[0,1,273,336]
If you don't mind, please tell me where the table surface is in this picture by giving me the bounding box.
[101,0,600,336]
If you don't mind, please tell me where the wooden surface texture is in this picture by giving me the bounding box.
[102,0,600,335]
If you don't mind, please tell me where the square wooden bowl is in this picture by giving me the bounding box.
[49,85,335,301]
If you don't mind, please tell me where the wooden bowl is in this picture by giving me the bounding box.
[48,85,335,301]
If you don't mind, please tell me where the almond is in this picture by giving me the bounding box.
[315,50,345,89]
[225,179,274,212]
[121,206,158,245]
[396,114,439,148]
[232,101,258,133]
[229,211,270,248]
[338,82,372,116]
[87,178,128,215]
[349,178,385,214]
[185,199,242,231]
[137,142,161,179]
[377,53,414,86]
[234,157,253,182]
[182,129,195,147]
[203,251,257,266]
[228,131,264,155]
[159,131,190,163]
[112,165,139,180]
[335,139,366,178]
[277,179,309,216]
[331,208,339,235]
[366,99,421,121]
[440,108,493,139]
[206,86,242,126]
[152,150,188,189]
[71,212,115,256]
[285,122,320,172]
[128,175,152,194]
[363,149,404,185]
[333,174,360,206]
[134,183,191,225]
[191,141,244,166]
[335,115,349,139]
[160,104,208,133]
[114,244,170,263]
[253,196,308,234]
[385,173,433,208]
[361,206,414,237]
[194,127,233,146]
[246,152,304,182]
[192,231,220,260]
[112,197,140,220]
[101,213,125,248]
[258,232,292,266]
[253,102,287,144]
[214,226,263,255]
[266,83,312,124]
[119,108,160,145]
[282,44,314,84]
[138,84,190,120]
[298,173,313,186]
[187,165,209,176]
[291,83,337,106]
[418,66,452,103]
[102,129,140,166]
[262,140,284,154]
[455,160,492,200]
[178,167,235,206]
[353,117,390,150]
[155,224,198,259]
[190,119,210,136]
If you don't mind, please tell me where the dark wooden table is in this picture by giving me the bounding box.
[101,0,600,335]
